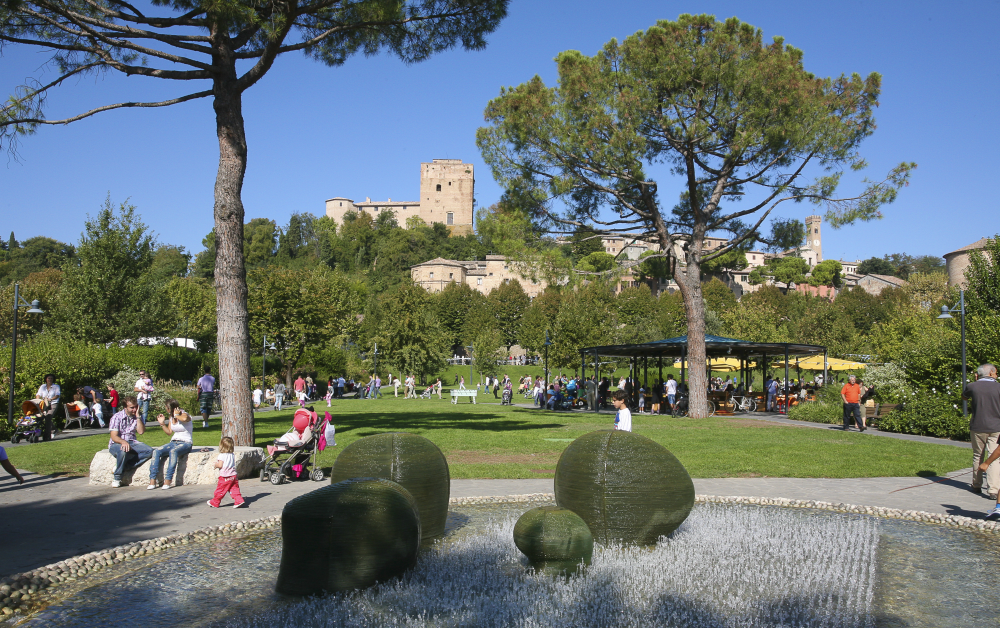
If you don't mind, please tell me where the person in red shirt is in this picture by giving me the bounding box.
[107,385,119,412]
[841,374,865,431]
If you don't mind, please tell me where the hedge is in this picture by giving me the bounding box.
[0,334,280,411]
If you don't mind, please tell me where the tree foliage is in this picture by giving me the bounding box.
[51,197,169,343]
[363,282,449,382]
[247,267,360,386]
[477,14,914,416]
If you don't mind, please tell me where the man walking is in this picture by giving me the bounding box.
[840,374,864,431]
[274,381,286,411]
[394,376,401,398]
[965,363,1000,501]
[370,374,382,399]
[196,367,215,428]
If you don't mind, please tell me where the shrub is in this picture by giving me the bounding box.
[787,400,841,424]
[0,334,220,407]
[878,395,968,440]
[862,363,908,403]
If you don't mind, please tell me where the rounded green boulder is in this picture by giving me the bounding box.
[513,505,593,575]
[554,430,694,546]
[330,432,450,543]
[275,478,421,595]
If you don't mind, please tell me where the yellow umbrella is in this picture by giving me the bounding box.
[772,356,865,371]
[673,358,755,371]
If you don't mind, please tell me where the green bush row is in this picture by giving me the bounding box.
[786,401,842,424]
[878,395,969,440]
[0,333,281,407]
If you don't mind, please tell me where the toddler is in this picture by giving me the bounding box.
[611,390,632,432]
[638,388,646,414]
[208,436,245,509]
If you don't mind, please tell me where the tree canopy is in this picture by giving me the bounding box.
[477,14,914,416]
[1,0,508,444]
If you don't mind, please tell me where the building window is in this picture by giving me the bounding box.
[449,182,452,186]
[436,184,442,192]
[429,272,434,280]
[489,272,493,276]
[339,202,343,207]
[814,228,819,234]
[449,273,453,279]
[477,278,482,285]
[447,212,454,225]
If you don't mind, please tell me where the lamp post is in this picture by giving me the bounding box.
[544,331,553,386]
[7,284,44,425]
[261,335,275,389]
[937,289,968,416]
[464,344,474,390]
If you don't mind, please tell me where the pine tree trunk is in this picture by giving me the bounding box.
[212,52,254,445]
[676,263,709,418]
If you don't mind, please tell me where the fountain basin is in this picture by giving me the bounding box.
[10,496,1000,627]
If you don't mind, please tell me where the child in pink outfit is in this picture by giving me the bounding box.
[208,436,245,508]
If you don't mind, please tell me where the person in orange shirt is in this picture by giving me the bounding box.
[841,374,865,431]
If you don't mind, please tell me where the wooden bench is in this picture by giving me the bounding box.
[450,389,478,404]
[865,403,900,429]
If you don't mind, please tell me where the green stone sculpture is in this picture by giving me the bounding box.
[275,478,421,595]
[513,506,593,575]
[554,430,694,546]
[330,432,450,543]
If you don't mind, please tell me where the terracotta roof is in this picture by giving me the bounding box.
[943,238,992,258]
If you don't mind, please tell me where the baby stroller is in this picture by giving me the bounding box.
[12,401,44,444]
[260,408,333,485]
[420,386,433,399]
[501,383,513,405]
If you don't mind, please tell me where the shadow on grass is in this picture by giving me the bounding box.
[252,407,565,448]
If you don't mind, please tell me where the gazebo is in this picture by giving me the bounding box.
[580,335,828,406]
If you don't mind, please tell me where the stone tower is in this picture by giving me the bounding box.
[419,159,474,235]
[805,215,822,264]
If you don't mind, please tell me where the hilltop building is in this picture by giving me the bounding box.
[325,159,474,235]
[410,255,548,298]
[943,237,992,288]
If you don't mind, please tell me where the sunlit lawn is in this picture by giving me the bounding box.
[6,394,968,480]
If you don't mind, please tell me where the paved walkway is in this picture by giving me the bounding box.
[2,468,995,577]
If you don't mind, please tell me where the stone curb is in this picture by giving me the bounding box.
[3,493,997,617]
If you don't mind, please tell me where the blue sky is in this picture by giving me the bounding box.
[1,0,996,263]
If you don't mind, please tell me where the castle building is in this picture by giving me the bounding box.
[325,159,474,235]
[943,237,992,288]
[410,255,547,298]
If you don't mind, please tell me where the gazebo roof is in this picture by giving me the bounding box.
[581,335,825,358]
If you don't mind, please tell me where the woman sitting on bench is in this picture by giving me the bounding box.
[147,400,193,490]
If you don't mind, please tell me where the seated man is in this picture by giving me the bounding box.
[107,396,152,488]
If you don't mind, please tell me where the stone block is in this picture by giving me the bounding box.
[88,446,264,487]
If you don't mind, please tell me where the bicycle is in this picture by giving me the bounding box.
[670,396,715,417]
[729,394,757,413]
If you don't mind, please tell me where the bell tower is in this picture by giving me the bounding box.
[805,215,822,264]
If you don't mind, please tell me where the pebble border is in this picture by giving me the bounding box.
[2,493,997,618]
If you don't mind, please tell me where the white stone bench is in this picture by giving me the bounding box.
[450,389,477,404]
[89,446,264,487]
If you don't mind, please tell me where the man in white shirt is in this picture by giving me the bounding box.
[666,374,678,414]
[252,387,263,408]
[394,377,401,397]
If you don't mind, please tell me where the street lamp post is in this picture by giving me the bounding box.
[937,289,968,416]
[464,344,474,389]
[544,331,553,386]
[7,283,44,425]
[262,335,275,389]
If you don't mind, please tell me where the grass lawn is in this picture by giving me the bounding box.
[6,395,968,480]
